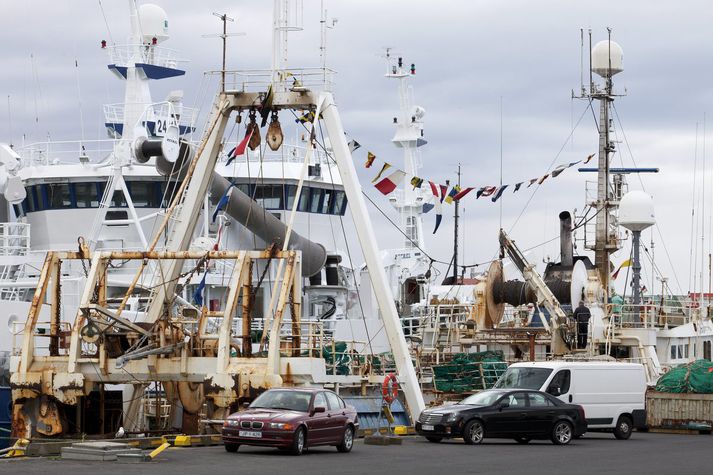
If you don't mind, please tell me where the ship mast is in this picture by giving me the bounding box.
[385,52,426,250]
[453,165,461,283]
[576,29,625,303]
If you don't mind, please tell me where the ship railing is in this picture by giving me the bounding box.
[0,222,30,256]
[16,139,118,166]
[11,320,72,356]
[209,67,337,94]
[106,44,187,70]
[104,102,199,133]
[606,302,692,330]
[216,141,334,166]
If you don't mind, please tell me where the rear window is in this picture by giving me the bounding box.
[494,367,553,390]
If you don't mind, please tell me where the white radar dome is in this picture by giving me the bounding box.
[619,190,655,232]
[591,40,623,78]
[139,4,169,44]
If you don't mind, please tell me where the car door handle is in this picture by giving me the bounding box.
[327,414,332,418]
[520,412,528,418]
[568,395,573,403]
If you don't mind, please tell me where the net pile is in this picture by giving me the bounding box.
[655,359,713,393]
[433,351,507,393]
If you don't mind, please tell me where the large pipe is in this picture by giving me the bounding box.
[559,211,573,267]
[154,145,327,277]
[210,174,327,277]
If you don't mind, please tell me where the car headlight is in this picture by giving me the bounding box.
[444,413,458,423]
[224,420,240,427]
[267,422,294,430]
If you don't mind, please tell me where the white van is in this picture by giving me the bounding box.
[494,361,646,439]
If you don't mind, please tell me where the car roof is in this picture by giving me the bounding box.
[507,361,644,369]
[266,387,334,393]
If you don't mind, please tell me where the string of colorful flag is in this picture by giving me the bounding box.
[347,138,594,234]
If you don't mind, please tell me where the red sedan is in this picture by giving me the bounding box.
[222,388,359,456]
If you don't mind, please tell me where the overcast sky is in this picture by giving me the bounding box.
[1,0,711,296]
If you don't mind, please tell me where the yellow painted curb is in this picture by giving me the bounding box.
[173,435,192,447]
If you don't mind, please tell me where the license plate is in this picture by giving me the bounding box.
[239,430,262,438]
[422,424,434,431]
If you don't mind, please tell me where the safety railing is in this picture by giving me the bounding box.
[103,102,199,134]
[16,139,117,166]
[0,223,30,256]
[106,44,187,69]
[208,67,337,93]
[606,302,693,330]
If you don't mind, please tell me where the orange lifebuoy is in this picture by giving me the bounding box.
[382,373,399,403]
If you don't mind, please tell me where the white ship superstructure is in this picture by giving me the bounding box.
[0,2,353,358]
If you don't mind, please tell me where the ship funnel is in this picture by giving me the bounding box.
[559,211,573,267]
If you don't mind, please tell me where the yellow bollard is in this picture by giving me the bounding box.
[148,442,171,460]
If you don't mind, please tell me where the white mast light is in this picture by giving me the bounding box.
[591,40,623,78]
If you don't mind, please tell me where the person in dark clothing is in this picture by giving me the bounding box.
[573,301,591,349]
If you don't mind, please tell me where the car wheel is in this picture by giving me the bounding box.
[224,443,239,453]
[426,437,442,443]
[291,427,307,455]
[614,415,633,440]
[514,437,531,444]
[551,421,573,445]
[337,425,354,453]
[463,420,485,445]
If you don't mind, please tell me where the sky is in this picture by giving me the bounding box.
[1,0,711,297]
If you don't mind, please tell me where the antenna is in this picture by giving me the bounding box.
[202,12,245,92]
[579,28,585,96]
[319,0,337,84]
[588,29,593,94]
[6,95,12,148]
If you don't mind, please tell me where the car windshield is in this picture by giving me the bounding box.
[494,367,554,390]
[249,390,312,412]
[459,390,505,406]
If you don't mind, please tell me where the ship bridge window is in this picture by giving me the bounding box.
[297,186,311,212]
[75,183,101,208]
[47,183,72,209]
[21,180,168,213]
[253,184,283,210]
[319,189,334,214]
[127,181,161,208]
[309,188,324,213]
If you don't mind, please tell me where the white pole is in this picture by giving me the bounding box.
[319,92,425,422]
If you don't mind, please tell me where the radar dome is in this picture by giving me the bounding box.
[591,40,623,78]
[138,4,169,44]
[619,190,655,232]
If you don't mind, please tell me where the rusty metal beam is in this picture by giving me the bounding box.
[49,255,61,356]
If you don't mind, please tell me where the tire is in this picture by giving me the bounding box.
[462,420,485,445]
[224,443,239,453]
[291,427,307,456]
[514,437,531,444]
[551,420,573,445]
[614,415,633,440]
[426,436,443,443]
[337,425,354,453]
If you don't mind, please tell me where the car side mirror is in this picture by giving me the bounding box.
[498,400,510,410]
[311,406,326,416]
[548,387,561,397]
[242,401,250,408]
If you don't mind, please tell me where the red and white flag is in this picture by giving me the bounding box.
[374,170,407,195]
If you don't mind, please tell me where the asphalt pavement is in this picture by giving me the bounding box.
[2,432,709,475]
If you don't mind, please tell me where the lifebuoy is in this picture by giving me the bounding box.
[382,373,399,403]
